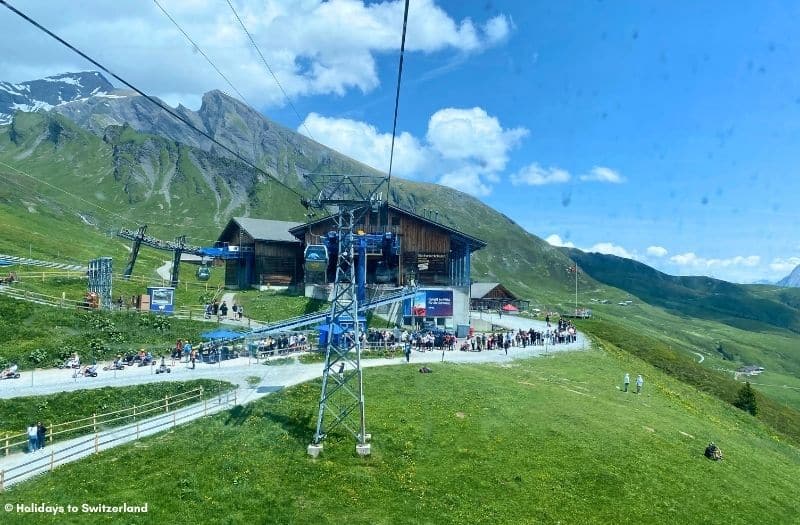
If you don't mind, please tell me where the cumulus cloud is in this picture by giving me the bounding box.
[669,252,760,269]
[588,242,634,259]
[426,107,528,171]
[510,164,571,186]
[300,113,428,176]
[545,234,575,248]
[646,246,668,257]
[301,106,527,195]
[579,166,625,183]
[0,0,511,109]
[769,257,800,273]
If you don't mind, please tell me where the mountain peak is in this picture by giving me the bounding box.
[0,70,115,125]
[777,265,800,287]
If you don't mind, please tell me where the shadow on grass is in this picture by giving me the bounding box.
[262,409,317,443]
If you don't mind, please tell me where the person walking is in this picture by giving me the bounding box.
[404,342,411,363]
[27,423,38,453]
[636,374,644,394]
[37,421,47,450]
[623,373,630,393]
[190,349,197,370]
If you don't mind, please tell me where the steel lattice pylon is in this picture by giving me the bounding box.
[87,257,112,310]
[306,174,388,458]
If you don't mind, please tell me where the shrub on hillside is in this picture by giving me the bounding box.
[734,382,758,416]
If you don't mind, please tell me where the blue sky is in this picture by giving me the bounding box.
[1,0,799,282]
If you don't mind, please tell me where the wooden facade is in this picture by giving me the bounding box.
[217,218,302,289]
[291,205,485,287]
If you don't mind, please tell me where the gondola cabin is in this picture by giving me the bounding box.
[196,265,211,281]
[304,244,329,277]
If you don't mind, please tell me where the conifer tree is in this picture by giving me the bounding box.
[733,381,758,416]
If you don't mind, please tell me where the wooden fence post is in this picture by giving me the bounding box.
[49,421,53,443]
[93,413,97,434]
[165,395,169,413]
[94,431,99,453]
[50,449,54,471]
[172,412,177,428]
[4,433,8,456]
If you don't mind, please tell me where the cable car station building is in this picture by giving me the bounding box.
[216,217,303,289]
[289,204,486,328]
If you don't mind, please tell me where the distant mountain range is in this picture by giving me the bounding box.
[562,248,800,334]
[778,265,800,287]
[0,71,114,125]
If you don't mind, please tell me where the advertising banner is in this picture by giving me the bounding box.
[425,289,453,317]
[403,289,454,317]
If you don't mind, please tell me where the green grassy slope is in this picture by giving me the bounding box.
[0,296,218,370]
[2,350,798,524]
[0,113,307,243]
[563,248,800,334]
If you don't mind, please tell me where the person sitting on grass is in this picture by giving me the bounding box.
[704,442,723,461]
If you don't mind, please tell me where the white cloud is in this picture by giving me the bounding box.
[426,107,527,171]
[588,242,634,259]
[300,112,428,175]
[769,257,800,274]
[0,1,511,109]
[579,166,625,183]
[510,164,571,186]
[545,234,575,248]
[301,106,527,196]
[646,246,668,257]
[669,252,760,269]
[483,15,511,44]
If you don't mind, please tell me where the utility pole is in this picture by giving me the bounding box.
[567,264,580,315]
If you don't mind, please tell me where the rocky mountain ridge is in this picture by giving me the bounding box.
[0,71,116,125]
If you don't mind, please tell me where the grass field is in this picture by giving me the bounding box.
[2,349,797,524]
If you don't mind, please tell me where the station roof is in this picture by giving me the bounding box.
[289,204,487,250]
[471,282,517,300]
[219,217,303,244]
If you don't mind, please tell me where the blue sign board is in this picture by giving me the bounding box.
[147,286,175,313]
[403,289,454,317]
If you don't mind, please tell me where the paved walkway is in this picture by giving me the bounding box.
[0,390,241,488]
[0,313,588,487]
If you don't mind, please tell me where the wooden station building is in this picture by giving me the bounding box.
[470,282,529,312]
[289,204,485,288]
[289,204,486,327]
[216,217,302,289]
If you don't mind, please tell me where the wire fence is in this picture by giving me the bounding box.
[0,388,237,491]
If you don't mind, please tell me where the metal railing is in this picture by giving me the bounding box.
[1,387,212,457]
[0,388,237,491]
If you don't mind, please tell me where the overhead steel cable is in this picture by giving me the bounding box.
[152,0,251,107]
[224,0,316,142]
[0,0,307,201]
[387,0,411,191]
